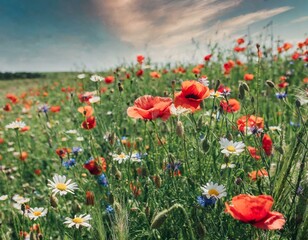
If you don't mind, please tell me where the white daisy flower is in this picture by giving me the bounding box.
[64,214,92,229]
[47,174,78,196]
[269,126,282,132]
[12,194,30,204]
[76,136,84,141]
[90,74,104,82]
[89,96,100,103]
[209,91,223,98]
[112,152,129,164]
[7,147,15,152]
[5,121,26,130]
[219,138,245,157]
[201,182,227,199]
[0,195,8,201]
[170,104,192,116]
[77,73,86,79]
[27,207,48,220]
[221,162,236,169]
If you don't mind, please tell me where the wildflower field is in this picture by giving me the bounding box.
[0,39,307,240]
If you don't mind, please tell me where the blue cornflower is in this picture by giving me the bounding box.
[62,158,76,169]
[38,104,49,113]
[290,121,300,127]
[197,196,216,207]
[249,126,263,135]
[106,205,114,213]
[72,147,83,155]
[97,174,108,187]
[275,92,287,99]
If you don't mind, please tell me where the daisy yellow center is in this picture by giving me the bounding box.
[226,146,236,152]
[56,183,67,191]
[208,189,219,196]
[119,154,126,159]
[73,217,84,224]
[214,92,220,97]
[33,211,42,216]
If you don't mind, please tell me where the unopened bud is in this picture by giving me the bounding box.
[196,222,206,238]
[153,175,162,188]
[214,79,221,91]
[176,121,184,137]
[266,80,275,88]
[251,96,255,104]
[239,84,245,100]
[151,209,169,229]
[295,99,301,108]
[235,177,242,185]
[85,191,95,206]
[108,192,114,204]
[118,83,124,92]
[202,139,210,153]
[242,82,250,92]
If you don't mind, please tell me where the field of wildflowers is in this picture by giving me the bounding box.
[0,38,307,240]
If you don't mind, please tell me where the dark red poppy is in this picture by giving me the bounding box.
[83,157,107,175]
[204,54,212,61]
[81,116,96,130]
[262,134,272,156]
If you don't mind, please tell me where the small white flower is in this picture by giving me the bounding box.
[66,129,78,134]
[27,207,48,220]
[7,147,15,152]
[64,214,92,229]
[198,77,209,86]
[76,137,84,141]
[106,111,113,115]
[269,126,282,132]
[90,74,104,82]
[295,89,308,106]
[219,138,245,157]
[112,152,129,164]
[5,121,26,130]
[47,174,78,196]
[170,104,192,116]
[201,182,227,199]
[89,96,100,103]
[221,163,236,169]
[77,74,86,79]
[0,195,8,201]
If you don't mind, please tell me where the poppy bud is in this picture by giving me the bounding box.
[118,83,124,92]
[50,195,58,208]
[242,82,250,92]
[108,192,114,204]
[239,85,245,100]
[295,99,301,108]
[176,121,184,137]
[196,222,206,238]
[85,191,95,206]
[145,205,150,217]
[266,80,275,88]
[30,231,37,240]
[153,175,162,188]
[235,177,242,185]
[151,209,169,229]
[37,233,43,240]
[214,79,221,91]
[202,139,210,153]
[171,80,176,89]
[72,200,82,213]
[251,96,255,104]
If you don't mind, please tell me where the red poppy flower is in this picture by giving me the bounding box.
[283,43,292,51]
[56,148,71,158]
[50,106,61,113]
[217,84,231,94]
[292,52,300,60]
[298,42,304,49]
[234,46,246,52]
[127,95,172,121]
[150,71,161,78]
[277,47,283,53]
[0,138,4,144]
[220,99,241,113]
[244,74,254,81]
[84,157,107,175]
[130,182,142,197]
[105,76,114,84]
[225,194,285,230]
[204,54,212,61]
[192,67,201,75]
[137,55,145,64]
[34,169,41,176]
[237,115,264,133]
[248,169,268,181]
[6,93,18,104]
[81,116,96,130]
[236,38,245,45]
[247,146,261,160]
[20,126,30,132]
[262,134,272,156]
[280,76,287,82]
[3,103,12,112]
[278,82,289,88]
[19,151,28,161]
[136,69,143,77]
[174,80,210,111]
[78,106,93,117]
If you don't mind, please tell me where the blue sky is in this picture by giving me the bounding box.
[0,0,307,72]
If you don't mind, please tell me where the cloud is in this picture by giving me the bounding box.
[291,16,308,24]
[92,0,242,49]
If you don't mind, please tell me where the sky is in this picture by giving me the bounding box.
[0,0,307,72]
